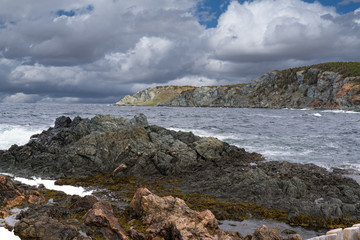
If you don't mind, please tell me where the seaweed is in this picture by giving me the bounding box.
[55,174,359,231]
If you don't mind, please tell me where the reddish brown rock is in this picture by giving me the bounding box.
[0,175,23,203]
[287,234,303,240]
[84,201,128,240]
[28,190,44,204]
[130,188,236,240]
[6,196,25,209]
[252,225,283,240]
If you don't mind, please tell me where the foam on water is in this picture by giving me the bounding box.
[14,177,93,197]
[0,228,21,240]
[322,109,360,114]
[0,124,43,150]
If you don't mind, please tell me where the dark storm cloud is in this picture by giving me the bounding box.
[0,0,360,103]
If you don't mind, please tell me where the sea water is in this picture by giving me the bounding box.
[1,103,359,173]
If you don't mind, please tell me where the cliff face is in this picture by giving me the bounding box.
[245,67,360,109]
[116,85,196,106]
[116,62,360,110]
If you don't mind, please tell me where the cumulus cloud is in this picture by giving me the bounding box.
[339,0,360,5]
[0,0,360,103]
[2,93,40,103]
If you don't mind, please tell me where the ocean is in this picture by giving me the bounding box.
[1,103,359,239]
[1,103,359,173]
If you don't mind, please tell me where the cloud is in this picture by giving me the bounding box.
[0,0,360,103]
[2,93,40,103]
[199,0,360,82]
[339,0,360,5]
[130,75,228,93]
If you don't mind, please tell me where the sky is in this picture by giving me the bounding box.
[0,0,360,103]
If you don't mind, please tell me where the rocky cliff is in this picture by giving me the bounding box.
[116,85,196,106]
[116,62,360,110]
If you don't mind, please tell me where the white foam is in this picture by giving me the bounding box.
[0,124,43,150]
[168,127,242,142]
[14,177,93,197]
[0,228,21,240]
[322,110,360,114]
[313,113,322,117]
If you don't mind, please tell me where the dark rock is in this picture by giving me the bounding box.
[1,114,360,223]
[14,215,82,240]
[55,116,72,129]
[84,201,128,240]
[69,195,97,211]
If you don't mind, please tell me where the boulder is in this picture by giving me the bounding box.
[252,225,283,240]
[84,201,128,240]
[130,188,236,240]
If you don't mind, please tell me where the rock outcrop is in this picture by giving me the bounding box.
[0,174,45,217]
[1,114,360,227]
[2,175,297,240]
[0,114,252,178]
[116,85,196,106]
[116,62,360,111]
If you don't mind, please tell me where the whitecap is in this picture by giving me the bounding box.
[0,124,43,150]
[312,113,322,117]
[322,110,360,114]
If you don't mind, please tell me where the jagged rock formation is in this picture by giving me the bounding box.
[1,114,360,226]
[0,114,252,178]
[116,62,360,110]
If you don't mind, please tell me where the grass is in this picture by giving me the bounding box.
[275,62,360,78]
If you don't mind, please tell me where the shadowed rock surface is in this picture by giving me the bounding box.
[1,114,360,225]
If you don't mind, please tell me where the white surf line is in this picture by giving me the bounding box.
[14,176,93,197]
[0,228,21,240]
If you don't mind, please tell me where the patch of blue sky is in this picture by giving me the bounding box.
[56,4,94,17]
[302,0,360,13]
[197,0,360,28]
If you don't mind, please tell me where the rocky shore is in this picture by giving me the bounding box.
[1,114,360,238]
[0,174,305,240]
[116,62,360,111]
